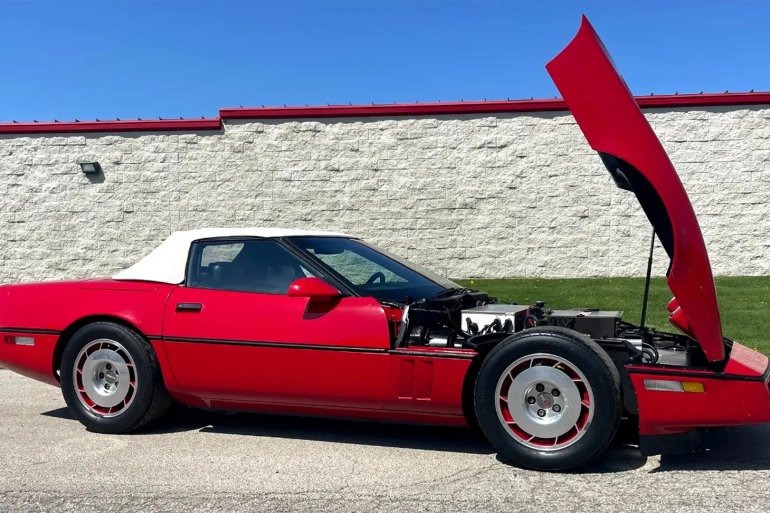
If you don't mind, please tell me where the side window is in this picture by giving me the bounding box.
[187,239,319,294]
[201,243,243,266]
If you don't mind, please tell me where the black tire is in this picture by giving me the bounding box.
[60,322,173,434]
[474,327,621,471]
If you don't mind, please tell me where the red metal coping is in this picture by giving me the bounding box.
[221,92,770,120]
[1,92,769,134]
[0,118,222,135]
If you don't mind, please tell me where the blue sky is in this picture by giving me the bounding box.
[1,1,769,122]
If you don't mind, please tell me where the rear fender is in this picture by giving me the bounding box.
[52,315,159,379]
[1,280,176,385]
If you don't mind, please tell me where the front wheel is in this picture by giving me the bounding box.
[474,327,621,471]
[60,322,173,433]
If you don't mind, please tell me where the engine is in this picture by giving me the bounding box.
[391,289,700,368]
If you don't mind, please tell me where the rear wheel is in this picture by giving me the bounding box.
[60,322,173,433]
[474,327,621,471]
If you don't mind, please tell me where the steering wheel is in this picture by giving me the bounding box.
[365,272,386,285]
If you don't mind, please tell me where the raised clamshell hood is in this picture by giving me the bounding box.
[546,16,724,361]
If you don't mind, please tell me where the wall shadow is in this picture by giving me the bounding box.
[84,169,106,184]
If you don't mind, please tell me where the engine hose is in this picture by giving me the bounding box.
[641,342,659,364]
[481,318,502,334]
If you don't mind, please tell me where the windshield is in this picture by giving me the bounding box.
[289,237,459,301]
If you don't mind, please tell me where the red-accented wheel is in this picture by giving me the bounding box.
[495,353,594,450]
[60,322,173,433]
[74,339,138,418]
[474,327,621,471]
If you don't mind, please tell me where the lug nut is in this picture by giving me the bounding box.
[537,409,546,417]
[552,389,560,397]
[106,364,112,370]
[553,404,561,413]
[536,384,545,392]
[527,396,536,405]
[104,384,111,390]
[99,373,105,379]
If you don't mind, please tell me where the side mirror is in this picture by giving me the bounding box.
[287,277,341,302]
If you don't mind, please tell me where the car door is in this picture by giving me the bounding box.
[161,238,392,409]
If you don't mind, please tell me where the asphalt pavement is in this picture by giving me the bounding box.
[1,369,769,512]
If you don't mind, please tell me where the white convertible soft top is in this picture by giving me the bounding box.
[113,228,351,285]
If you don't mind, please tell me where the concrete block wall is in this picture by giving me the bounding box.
[1,105,769,284]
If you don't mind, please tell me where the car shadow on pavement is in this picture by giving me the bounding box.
[151,408,652,468]
[652,424,770,472]
[40,406,645,469]
[41,406,770,472]
[41,407,76,420]
[493,444,649,474]
[176,407,495,455]
[40,405,646,471]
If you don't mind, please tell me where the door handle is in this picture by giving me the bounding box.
[176,303,202,313]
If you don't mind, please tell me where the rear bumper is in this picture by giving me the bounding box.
[0,330,60,386]
[628,342,770,438]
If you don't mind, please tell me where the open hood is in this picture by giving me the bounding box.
[546,16,724,362]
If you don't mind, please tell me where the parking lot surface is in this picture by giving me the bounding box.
[1,369,769,512]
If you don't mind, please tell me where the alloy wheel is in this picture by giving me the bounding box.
[73,338,137,418]
[495,352,594,450]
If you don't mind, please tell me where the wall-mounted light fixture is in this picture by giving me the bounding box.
[79,162,102,174]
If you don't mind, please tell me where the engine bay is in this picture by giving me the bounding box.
[387,288,708,368]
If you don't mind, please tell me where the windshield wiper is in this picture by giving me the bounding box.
[433,287,470,299]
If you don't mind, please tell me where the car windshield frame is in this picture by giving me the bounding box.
[285,237,459,302]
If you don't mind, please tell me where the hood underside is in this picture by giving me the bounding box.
[546,16,724,361]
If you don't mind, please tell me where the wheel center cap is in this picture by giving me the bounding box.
[537,393,554,409]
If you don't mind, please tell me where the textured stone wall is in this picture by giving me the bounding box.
[1,105,769,284]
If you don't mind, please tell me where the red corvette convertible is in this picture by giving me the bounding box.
[2,17,769,471]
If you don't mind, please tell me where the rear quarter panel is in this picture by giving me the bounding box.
[2,280,175,335]
[0,280,176,385]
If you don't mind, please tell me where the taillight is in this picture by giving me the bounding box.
[4,335,34,346]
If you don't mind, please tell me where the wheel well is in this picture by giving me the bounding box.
[51,315,149,382]
[461,333,514,428]
[461,346,494,429]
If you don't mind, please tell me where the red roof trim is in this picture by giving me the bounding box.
[0,118,222,135]
[219,99,567,120]
[221,91,770,120]
[636,91,770,108]
[1,92,768,134]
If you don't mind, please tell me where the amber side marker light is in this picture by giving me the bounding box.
[644,379,705,393]
[3,336,34,346]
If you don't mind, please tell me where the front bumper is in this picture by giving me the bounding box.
[628,342,770,441]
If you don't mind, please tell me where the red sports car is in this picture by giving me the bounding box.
[2,17,769,471]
